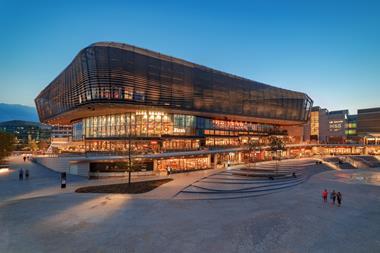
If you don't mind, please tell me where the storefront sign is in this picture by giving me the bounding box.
[136,110,166,116]
[174,128,186,133]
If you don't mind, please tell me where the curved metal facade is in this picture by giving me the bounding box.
[35,42,312,124]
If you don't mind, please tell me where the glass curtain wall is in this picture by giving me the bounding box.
[81,112,283,139]
[81,111,283,140]
[83,112,195,138]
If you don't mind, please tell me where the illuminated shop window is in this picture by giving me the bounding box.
[72,121,83,140]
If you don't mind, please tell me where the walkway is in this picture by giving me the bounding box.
[0,156,224,202]
[2,159,380,252]
[0,156,86,203]
[1,157,331,203]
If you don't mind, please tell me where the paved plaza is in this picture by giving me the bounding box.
[1,157,380,252]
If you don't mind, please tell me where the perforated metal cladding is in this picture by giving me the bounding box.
[35,43,313,123]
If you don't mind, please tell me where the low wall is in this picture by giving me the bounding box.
[33,157,69,173]
[89,170,154,178]
[69,162,90,177]
[33,156,88,176]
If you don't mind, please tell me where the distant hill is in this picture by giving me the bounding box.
[0,103,39,122]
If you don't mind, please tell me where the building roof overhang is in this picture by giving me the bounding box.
[43,102,306,126]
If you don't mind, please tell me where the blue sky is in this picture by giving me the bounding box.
[0,0,379,114]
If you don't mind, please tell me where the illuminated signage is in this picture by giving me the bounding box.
[212,119,260,131]
[174,128,186,133]
[329,120,343,131]
[136,110,166,116]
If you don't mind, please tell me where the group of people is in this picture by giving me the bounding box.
[22,156,31,162]
[19,168,30,180]
[322,189,342,206]
[166,166,173,175]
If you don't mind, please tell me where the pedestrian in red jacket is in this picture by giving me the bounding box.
[322,189,328,203]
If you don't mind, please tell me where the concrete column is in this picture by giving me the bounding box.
[212,154,218,168]
[153,160,159,172]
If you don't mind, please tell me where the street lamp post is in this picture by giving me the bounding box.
[276,149,282,175]
[128,116,132,186]
[255,147,260,169]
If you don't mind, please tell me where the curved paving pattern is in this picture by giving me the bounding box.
[175,159,321,200]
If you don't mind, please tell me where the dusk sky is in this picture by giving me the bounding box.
[0,0,379,114]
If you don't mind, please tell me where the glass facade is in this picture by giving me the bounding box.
[155,156,210,172]
[72,122,83,140]
[83,111,195,138]
[79,110,280,140]
[74,109,285,152]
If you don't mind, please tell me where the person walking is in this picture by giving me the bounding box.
[25,169,29,179]
[23,156,26,162]
[330,190,336,205]
[322,189,328,203]
[337,192,342,207]
[19,169,24,180]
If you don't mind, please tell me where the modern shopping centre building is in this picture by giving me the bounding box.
[35,42,312,175]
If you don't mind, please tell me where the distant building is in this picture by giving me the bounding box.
[327,110,348,144]
[47,124,78,153]
[357,107,380,145]
[308,106,329,143]
[51,125,72,139]
[304,106,380,145]
[0,120,51,149]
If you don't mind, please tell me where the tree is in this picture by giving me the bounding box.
[28,139,38,152]
[0,132,15,162]
[38,140,50,152]
[248,139,260,168]
[269,136,286,152]
[115,160,140,185]
[268,136,286,175]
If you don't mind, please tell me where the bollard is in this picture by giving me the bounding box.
[61,172,67,189]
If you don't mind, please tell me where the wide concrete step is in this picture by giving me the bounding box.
[177,180,305,200]
[174,161,326,200]
[202,174,305,185]
[182,177,305,194]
